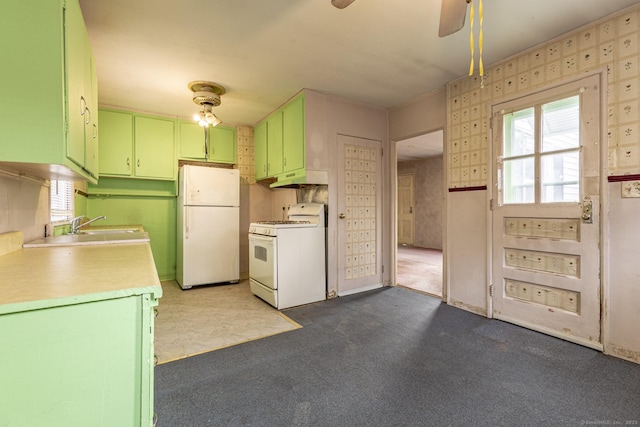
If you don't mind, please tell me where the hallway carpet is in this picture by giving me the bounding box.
[397,245,443,297]
[154,280,300,363]
[155,286,640,426]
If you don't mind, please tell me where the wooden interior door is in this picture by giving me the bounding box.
[397,174,414,245]
[337,135,383,296]
[491,74,602,349]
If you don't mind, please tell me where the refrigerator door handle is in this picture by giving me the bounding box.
[185,208,190,239]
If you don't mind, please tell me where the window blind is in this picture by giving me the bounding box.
[50,180,75,222]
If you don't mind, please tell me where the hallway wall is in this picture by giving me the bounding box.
[397,156,443,250]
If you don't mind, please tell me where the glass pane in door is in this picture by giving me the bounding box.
[503,157,535,204]
[542,96,580,152]
[541,151,580,203]
[503,108,535,157]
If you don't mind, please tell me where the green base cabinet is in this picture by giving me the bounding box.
[0,0,98,182]
[178,121,236,164]
[0,293,159,426]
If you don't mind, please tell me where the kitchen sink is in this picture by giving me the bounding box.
[77,229,138,235]
[23,231,150,248]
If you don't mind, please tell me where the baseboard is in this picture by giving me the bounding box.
[337,283,383,297]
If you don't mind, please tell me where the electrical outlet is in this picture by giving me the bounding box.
[622,180,640,198]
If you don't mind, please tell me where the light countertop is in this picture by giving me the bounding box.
[0,243,162,314]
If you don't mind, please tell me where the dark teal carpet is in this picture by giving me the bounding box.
[155,286,640,426]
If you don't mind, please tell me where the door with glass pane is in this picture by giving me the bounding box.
[491,75,602,349]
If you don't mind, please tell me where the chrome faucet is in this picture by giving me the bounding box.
[70,215,107,234]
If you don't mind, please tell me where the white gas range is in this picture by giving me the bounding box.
[248,203,326,309]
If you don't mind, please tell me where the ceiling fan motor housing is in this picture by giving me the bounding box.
[193,91,221,106]
[188,80,226,106]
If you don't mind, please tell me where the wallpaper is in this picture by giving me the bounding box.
[397,156,444,250]
[236,125,255,185]
[447,5,640,188]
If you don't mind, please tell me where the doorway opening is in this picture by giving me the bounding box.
[396,130,444,298]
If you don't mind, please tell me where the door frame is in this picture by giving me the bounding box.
[486,69,610,346]
[391,129,448,302]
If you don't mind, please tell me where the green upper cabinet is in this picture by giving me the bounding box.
[254,92,306,181]
[254,121,268,180]
[99,110,134,176]
[210,126,236,164]
[178,122,236,164]
[0,0,98,182]
[98,109,176,180]
[282,94,305,173]
[135,116,175,179]
[267,111,283,177]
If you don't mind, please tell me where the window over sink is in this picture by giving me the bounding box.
[50,180,74,222]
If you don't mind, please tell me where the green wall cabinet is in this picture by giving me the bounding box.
[267,111,284,177]
[179,122,236,164]
[254,93,306,181]
[254,121,268,180]
[65,0,99,179]
[135,116,175,179]
[282,94,305,174]
[99,110,134,176]
[0,292,159,426]
[0,0,98,182]
[253,109,284,179]
[98,109,176,180]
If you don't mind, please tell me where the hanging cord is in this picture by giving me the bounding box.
[468,0,485,88]
[479,0,484,87]
[468,0,475,76]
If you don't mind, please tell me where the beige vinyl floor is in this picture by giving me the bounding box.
[154,280,301,364]
[396,245,443,298]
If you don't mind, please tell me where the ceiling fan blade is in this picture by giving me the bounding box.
[438,0,469,37]
[331,0,356,9]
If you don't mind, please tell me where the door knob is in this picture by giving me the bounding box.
[339,213,346,219]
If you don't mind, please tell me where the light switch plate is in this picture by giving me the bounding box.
[621,180,640,198]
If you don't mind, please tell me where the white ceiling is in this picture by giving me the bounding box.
[397,130,444,162]
[79,0,637,132]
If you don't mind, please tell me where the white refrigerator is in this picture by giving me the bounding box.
[177,165,240,289]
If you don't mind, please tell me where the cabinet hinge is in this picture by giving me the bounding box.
[382,265,384,274]
[489,284,494,297]
[489,117,493,130]
[381,148,383,157]
[489,199,494,210]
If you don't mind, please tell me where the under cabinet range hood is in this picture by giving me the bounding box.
[269,170,328,188]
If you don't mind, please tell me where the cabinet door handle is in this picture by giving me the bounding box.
[79,96,87,115]
[92,123,97,139]
[284,157,287,167]
[84,107,91,125]
[126,157,130,168]
[137,159,140,167]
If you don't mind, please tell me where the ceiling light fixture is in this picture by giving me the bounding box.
[188,80,226,127]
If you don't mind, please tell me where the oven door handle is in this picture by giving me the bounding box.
[249,234,274,243]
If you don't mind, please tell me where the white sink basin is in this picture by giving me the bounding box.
[77,229,138,235]
[23,231,150,248]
